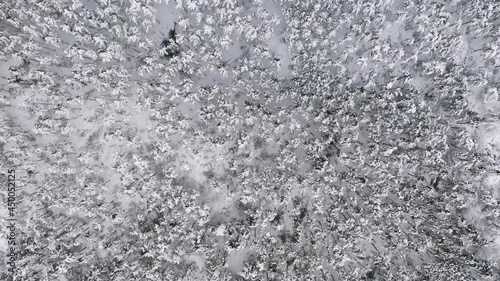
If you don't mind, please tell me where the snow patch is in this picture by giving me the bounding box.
[484,236,500,262]
[453,36,468,64]
[380,22,401,43]
[187,254,205,270]
[409,74,427,91]
[475,123,500,155]
[151,2,179,43]
[215,224,226,236]
[0,56,20,79]
[484,174,500,201]
[226,248,256,274]
[485,174,500,189]
[261,0,292,79]
[483,88,499,103]
[266,35,292,79]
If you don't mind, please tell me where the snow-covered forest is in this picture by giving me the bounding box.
[1,0,500,280]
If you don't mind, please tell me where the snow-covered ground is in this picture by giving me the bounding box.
[1,0,500,280]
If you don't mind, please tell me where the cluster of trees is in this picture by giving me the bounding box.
[1,0,500,280]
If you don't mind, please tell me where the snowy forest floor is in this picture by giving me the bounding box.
[1,0,500,280]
